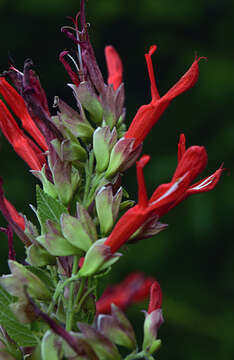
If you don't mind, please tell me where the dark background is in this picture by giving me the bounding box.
[0,0,234,359]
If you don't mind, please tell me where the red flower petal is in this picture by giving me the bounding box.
[105,45,123,91]
[147,281,162,314]
[0,100,46,170]
[3,198,25,230]
[0,77,48,151]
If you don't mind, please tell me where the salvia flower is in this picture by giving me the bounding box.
[124,45,205,148]
[104,135,222,253]
[0,99,46,171]
[96,272,155,315]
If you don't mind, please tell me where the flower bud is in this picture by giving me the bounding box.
[143,310,163,354]
[37,220,82,256]
[61,211,94,252]
[26,243,56,266]
[78,239,121,277]
[41,330,62,360]
[69,82,103,125]
[51,138,87,163]
[95,186,122,235]
[8,260,50,301]
[93,126,117,172]
[97,304,137,350]
[54,96,94,141]
[78,323,121,360]
[105,138,142,178]
[50,157,80,205]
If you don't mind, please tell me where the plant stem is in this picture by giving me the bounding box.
[66,256,79,331]
[48,273,81,315]
[76,286,95,314]
[74,276,86,309]
[83,151,94,207]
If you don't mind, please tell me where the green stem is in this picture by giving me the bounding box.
[66,256,79,331]
[48,273,81,315]
[74,276,86,309]
[76,286,95,314]
[83,151,95,207]
[85,173,104,208]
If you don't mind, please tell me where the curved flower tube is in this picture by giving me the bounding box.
[125,45,205,148]
[104,135,223,253]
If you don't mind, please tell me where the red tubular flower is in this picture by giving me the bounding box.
[3,198,25,230]
[104,136,222,253]
[0,100,46,170]
[125,45,205,148]
[96,272,155,315]
[0,77,48,151]
[104,46,123,91]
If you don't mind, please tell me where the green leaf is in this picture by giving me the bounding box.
[36,185,68,233]
[0,285,38,347]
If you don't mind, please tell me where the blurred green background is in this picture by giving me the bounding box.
[0,0,233,359]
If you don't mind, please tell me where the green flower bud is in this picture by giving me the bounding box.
[51,138,87,163]
[78,323,121,360]
[105,138,142,178]
[79,239,121,277]
[93,127,117,172]
[37,220,82,256]
[26,243,56,266]
[95,186,122,235]
[61,212,94,252]
[97,304,137,350]
[51,157,80,205]
[54,97,94,141]
[41,330,62,360]
[8,260,50,301]
[143,309,164,354]
[70,82,103,125]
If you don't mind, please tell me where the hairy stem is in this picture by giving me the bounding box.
[66,256,79,331]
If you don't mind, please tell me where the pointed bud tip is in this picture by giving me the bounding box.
[148,281,162,314]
